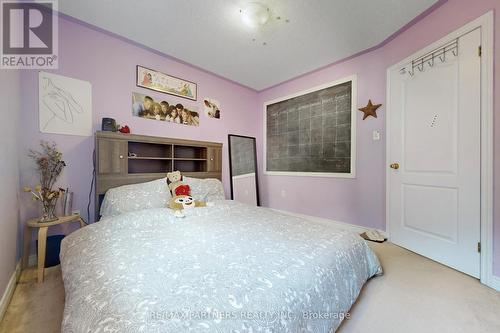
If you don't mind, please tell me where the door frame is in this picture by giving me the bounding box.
[385,11,495,289]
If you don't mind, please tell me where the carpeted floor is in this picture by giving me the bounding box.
[1,242,499,333]
[0,266,64,333]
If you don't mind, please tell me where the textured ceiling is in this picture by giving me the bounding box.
[58,0,440,90]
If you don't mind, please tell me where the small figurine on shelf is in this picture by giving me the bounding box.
[118,124,130,134]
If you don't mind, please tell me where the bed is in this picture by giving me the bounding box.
[60,177,382,332]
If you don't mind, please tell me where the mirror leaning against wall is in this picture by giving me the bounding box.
[228,134,260,206]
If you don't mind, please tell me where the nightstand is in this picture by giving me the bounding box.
[22,214,86,283]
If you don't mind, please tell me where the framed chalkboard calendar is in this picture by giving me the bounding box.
[263,75,356,177]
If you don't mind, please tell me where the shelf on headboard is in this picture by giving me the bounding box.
[128,156,173,160]
[128,159,172,174]
[173,158,207,161]
[128,141,172,159]
[94,131,223,221]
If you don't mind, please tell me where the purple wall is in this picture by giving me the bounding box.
[17,0,499,278]
[257,0,500,277]
[19,16,259,236]
[258,49,386,229]
[0,71,21,304]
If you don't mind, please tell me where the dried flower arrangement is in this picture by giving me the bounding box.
[24,141,66,222]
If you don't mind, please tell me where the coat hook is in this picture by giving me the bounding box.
[452,48,457,56]
[427,56,434,67]
[439,53,446,62]
[417,58,425,72]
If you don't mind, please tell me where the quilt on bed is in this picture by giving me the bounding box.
[60,201,382,332]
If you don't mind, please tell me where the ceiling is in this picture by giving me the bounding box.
[58,0,440,91]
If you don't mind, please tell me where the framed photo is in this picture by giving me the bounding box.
[203,98,221,119]
[132,92,200,127]
[263,75,357,178]
[136,65,197,101]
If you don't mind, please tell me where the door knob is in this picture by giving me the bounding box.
[390,163,400,169]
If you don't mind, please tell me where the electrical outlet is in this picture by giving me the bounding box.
[372,130,381,141]
[280,189,286,198]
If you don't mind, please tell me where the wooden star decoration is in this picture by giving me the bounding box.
[358,100,382,120]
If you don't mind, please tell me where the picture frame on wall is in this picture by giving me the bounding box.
[203,98,221,119]
[132,92,200,126]
[136,65,197,101]
[39,71,92,137]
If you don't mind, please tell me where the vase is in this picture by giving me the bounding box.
[39,198,58,222]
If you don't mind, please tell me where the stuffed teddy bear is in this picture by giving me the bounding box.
[168,195,207,218]
[166,171,190,196]
[166,171,213,217]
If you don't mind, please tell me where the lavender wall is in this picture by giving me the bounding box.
[256,0,500,277]
[258,49,386,229]
[19,16,259,239]
[0,71,21,306]
[16,0,499,278]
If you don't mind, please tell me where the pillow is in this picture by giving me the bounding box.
[183,177,225,202]
[100,177,171,218]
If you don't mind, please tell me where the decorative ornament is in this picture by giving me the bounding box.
[118,125,130,133]
[358,100,382,120]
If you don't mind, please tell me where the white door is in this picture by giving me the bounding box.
[388,28,481,277]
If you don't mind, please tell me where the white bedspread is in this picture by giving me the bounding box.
[60,201,381,332]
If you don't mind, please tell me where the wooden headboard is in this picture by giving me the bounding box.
[94,131,222,220]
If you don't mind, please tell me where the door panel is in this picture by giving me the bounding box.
[388,28,481,277]
[403,61,458,173]
[402,184,458,242]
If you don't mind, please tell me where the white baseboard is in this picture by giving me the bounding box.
[487,275,500,292]
[0,262,21,323]
[272,209,387,237]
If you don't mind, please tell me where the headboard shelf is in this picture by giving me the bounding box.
[128,141,172,159]
[128,156,173,160]
[173,158,207,161]
[95,131,222,220]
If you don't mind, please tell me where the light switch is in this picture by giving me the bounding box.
[372,130,381,141]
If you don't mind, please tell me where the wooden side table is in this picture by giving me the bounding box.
[22,214,86,283]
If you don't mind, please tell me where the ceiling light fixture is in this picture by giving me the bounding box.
[239,2,270,28]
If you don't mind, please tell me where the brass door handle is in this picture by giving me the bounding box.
[390,163,400,170]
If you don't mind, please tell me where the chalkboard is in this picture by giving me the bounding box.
[265,78,355,175]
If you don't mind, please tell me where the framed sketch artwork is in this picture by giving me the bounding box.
[136,65,197,100]
[263,75,357,177]
[39,72,92,137]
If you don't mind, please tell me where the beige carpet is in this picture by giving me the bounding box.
[1,242,499,333]
[0,266,63,333]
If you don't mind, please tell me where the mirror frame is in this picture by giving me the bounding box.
[228,134,260,206]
